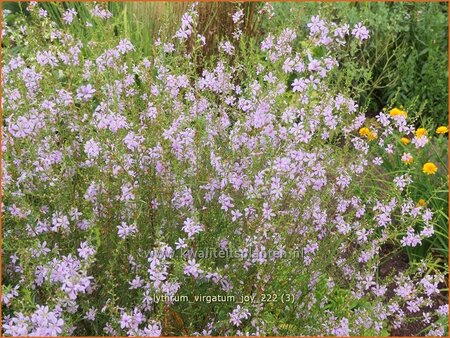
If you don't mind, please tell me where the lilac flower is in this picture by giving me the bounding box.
[90,5,112,19]
[197,34,206,46]
[174,27,191,40]
[270,176,283,199]
[292,78,308,93]
[334,24,350,39]
[8,56,25,70]
[148,253,168,288]
[30,241,51,258]
[331,317,351,336]
[304,241,319,255]
[38,8,48,17]
[77,241,95,260]
[3,305,67,336]
[422,209,433,222]
[307,16,325,35]
[141,322,162,336]
[120,313,133,329]
[182,218,203,238]
[428,324,445,336]
[184,259,202,278]
[120,183,135,202]
[352,23,370,41]
[84,308,97,321]
[421,276,440,296]
[394,174,412,191]
[218,193,234,211]
[84,139,101,158]
[372,157,383,166]
[412,135,429,148]
[174,12,195,41]
[181,12,194,27]
[117,222,138,239]
[436,305,448,316]
[51,213,70,232]
[231,209,243,222]
[232,9,244,24]
[129,276,144,289]
[123,131,143,151]
[77,84,96,101]
[175,238,188,250]
[336,174,351,189]
[2,285,19,306]
[219,41,235,55]
[117,39,134,54]
[395,282,414,299]
[229,305,250,326]
[262,202,275,220]
[62,8,77,24]
[36,51,58,67]
[261,34,274,51]
[163,43,175,53]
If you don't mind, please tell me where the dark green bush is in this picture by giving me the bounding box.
[271,2,448,125]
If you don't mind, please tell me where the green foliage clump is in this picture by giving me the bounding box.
[271,2,448,125]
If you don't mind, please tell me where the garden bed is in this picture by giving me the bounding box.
[1,2,448,337]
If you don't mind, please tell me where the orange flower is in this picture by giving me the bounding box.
[359,127,370,137]
[389,108,407,118]
[400,137,410,145]
[367,131,378,141]
[422,162,438,175]
[416,199,427,207]
[359,127,377,141]
[436,126,448,134]
[415,128,428,138]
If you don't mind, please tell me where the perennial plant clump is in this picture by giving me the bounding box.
[1,2,448,336]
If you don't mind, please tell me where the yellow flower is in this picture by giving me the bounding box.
[389,108,408,118]
[416,199,427,207]
[422,162,438,175]
[368,131,378,141]
[400,137,410,145]
[359,127,377,141]
[415,128,428,138]
[359,127,370,137]
[436,126,448,134]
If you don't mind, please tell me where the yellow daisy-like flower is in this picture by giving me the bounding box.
[415,128,428,138]
[400,137,410,145]
[367,131,378,141]
[416,199,427,207]
[359,127,370,137]
[422,162,438,175]
[359,127,377,141]
[436,126,448,134]
[389,108,408,118]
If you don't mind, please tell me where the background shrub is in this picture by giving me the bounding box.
[268,2,448,125]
